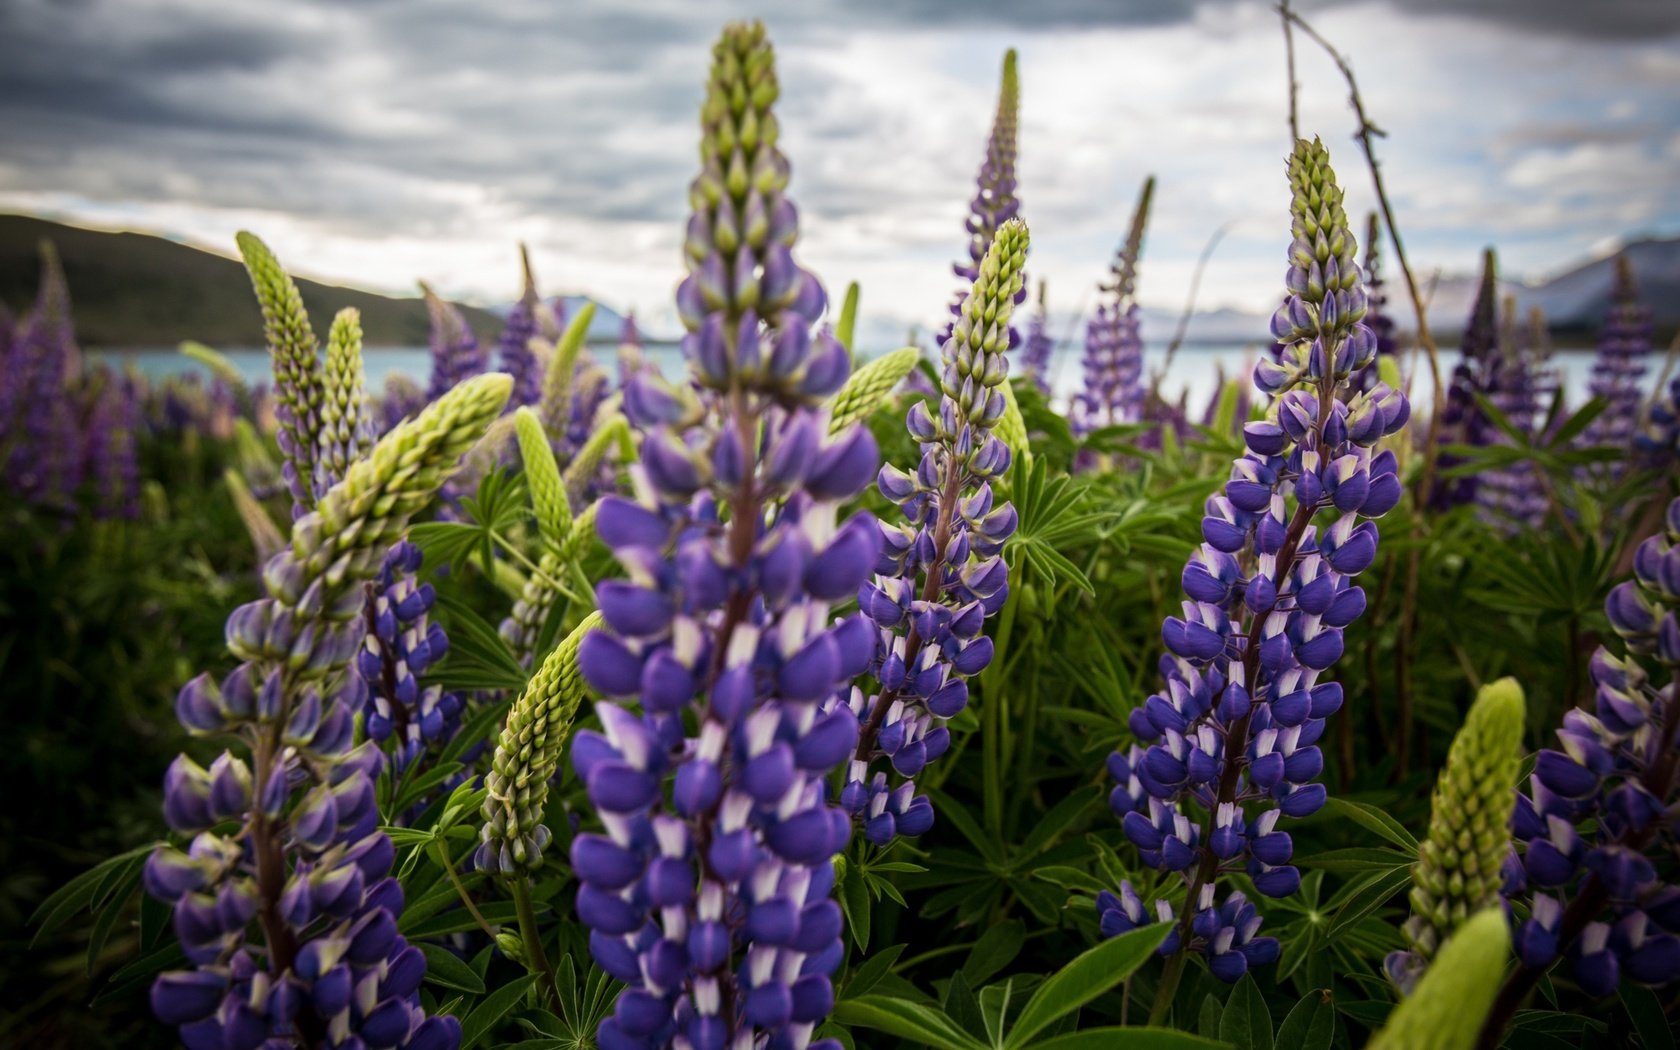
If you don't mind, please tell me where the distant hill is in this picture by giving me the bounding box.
[0,214,506,348]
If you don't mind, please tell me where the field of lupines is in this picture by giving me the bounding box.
[4,17,1678,1050]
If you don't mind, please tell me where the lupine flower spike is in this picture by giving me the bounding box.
[847,220,1028,845]
[1021,278,1054,396]
[1432,248,1499,510]
[1387,677,1524,993]
[1493,495,1680,1034]
[315,308,370,497]
[570,22,879,1049]
[497,245,548,410]
[237,232,323,520]
[1103,138,1410,1012]
[422,282,486,402]
[1075,176,1154,433]
[941,49,1022,345]
[145,372,511,1050]
[1580,254,1654,481]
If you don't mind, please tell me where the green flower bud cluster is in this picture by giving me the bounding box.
[827,346,921,435]
[1369,909,1511,1050]
[940,218,1030,429]
[478,612,603,874]
[515,406,570,545]
[236,231,323,520]
[1389,678,1524,992]
[315,307,369,496]
[502,501,600,668]
[228,374,514,681]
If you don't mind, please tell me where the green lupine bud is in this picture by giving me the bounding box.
[514,407,570,544]
[501,501,601,669]
[941,219,1030,426]
[236,231,322,519]
[537,302,597,438]
[277,373,512,642]
[836,281,861,357]
[178,340,246,388]
[478,612,603,874]
[315,308,368,496]
[1369,910,1510,1050]
[1390,678,1524,992]
[224,468,284,563]
[827,346,920,435]
[1106,176,1154,304]
[564,412,631,500]
[495,930,527,965]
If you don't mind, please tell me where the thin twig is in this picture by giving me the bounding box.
[1281,0,1301,142]
[1283,7,1449,780]
[434,839,498,941]
[1155,221,1236,386]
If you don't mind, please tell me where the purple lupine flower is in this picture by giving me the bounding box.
[843,220,1027,847]
[82,367,143,520]
[621,311,642,352]
[142,375,510,1050]
[1075,177,1153,434]
[940,50,1022,347]
[497,247,546,409]
[381,374,427,435]
[356,541,468,816]
[1477,302,1550,533]
[1637,374,1680,470]
[570,23,877,1050]
[1021,279,1054,397]
[2,241,84,512]
[423,283,486,402]
[1357,212,1400,394]
[1432,248,1500,510]
[1501,497,1680,999]
[1101,139,1409,982]
[1580,255,1654,472]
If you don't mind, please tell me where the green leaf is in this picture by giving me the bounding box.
[1619,986,1674,1050]
[1274,991,1335,1050]
[1218,974,1272,1050]
[840,943,905,1001]
[419,943,487,993]
[1327,865,1413,940]
[841,857,871,951]
[460,972,539,1049]
[1032,1030,1232,1049]
[943,971,987,1042]
[1322,798,1419,852]
[1198,995,1224,1039]
[961,919,1025,986]
[1003,924,1169,1049]
[434,591,529,692]
[1294,847,1414,874]
[831,996,989,1050]
[29,842,156,948]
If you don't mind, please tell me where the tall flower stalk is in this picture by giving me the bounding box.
[1580,255,1653,477]
[1075,176,1154,433]
[497,246,548,410]
[1021,278,1054,396]
[1486,496,1680,1046]
[847,220,1027,845]
[238,233,323,521]
[567,23,878,1048]
[1100,139,1410,1020]
[941,50,1022,345]
[1431,248,1499,510]
[423,283,487,403]
[144,372,510,1050]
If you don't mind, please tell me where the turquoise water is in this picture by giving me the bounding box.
[89,340,1636,414]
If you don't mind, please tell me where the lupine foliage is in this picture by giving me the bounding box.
[14,16,1680,1050]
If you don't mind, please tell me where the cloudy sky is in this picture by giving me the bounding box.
[2,0,1676,344]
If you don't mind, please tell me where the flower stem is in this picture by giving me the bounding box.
[434,839,497,941]
[509,876,559,1008]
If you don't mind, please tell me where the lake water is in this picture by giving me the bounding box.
[91,339,1654,415]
